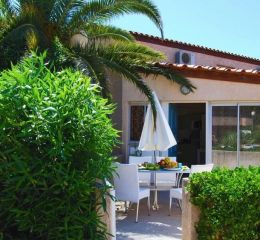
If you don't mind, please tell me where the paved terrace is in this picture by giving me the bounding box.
[116,192,182,240]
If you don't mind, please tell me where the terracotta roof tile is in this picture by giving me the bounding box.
[155,62,259,74]
[153,62,260,84]
[131,32,260,65]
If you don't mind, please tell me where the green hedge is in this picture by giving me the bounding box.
[0,52,118,239]
[188,167,260,240]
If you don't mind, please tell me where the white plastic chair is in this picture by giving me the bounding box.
[169,163,214,215]
[114,163,150,222]
[155,157,177,188]
[129,156,152,186]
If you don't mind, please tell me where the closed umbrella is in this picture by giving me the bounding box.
[138,92,177,209]
[138,92,177,153]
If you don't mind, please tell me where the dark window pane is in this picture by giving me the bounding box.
[130,106,145,141]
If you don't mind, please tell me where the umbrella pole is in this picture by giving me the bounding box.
[153,150,159,210]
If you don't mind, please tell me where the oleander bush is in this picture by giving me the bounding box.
[188,167,260,240]
[0,52,118,239]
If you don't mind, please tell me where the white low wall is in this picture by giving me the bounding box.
[98,187,116,240]
[182,178,200,240]
[212,150,260,168]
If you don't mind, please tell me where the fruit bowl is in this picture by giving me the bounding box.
[158,157,178,169]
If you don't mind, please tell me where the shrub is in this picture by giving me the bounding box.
[0,52,118,239]
[188,167,260,240]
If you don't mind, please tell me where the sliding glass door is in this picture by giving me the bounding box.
[211,104,260,168]
[239,106,260,167]
[212,106,238,168]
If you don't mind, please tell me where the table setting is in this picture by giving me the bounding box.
[137,157,190,209]
[138,157,190,172]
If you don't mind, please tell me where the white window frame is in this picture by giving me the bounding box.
[208,102,260,166]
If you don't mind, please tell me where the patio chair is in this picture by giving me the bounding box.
[114,163,150,222]
[129,156,152,186]
[169,163,214,215]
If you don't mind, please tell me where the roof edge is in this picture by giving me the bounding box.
[131,32,260,66]
[155,62,260,84]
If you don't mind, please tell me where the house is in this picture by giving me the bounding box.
[111,32,260,168]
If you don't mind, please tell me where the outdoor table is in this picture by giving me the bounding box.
[138,168,191,209]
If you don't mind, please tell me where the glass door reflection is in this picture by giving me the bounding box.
[239,106,260,167]
[212,106,238,168]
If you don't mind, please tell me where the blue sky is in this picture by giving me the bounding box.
[111,0,260,59]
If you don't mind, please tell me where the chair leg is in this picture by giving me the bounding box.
[178,199,182,210]
[125,201,128,213]
[169,197,172,216]
[153,190,159,210]
[136,201,139,223]
[147,196,150,216]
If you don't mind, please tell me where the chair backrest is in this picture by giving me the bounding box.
[129,156,152,185]
[190,164,214,175]
[155,156,176,163]
[129,156,153,164]
[113,163,140,203]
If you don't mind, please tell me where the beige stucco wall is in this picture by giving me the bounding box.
[139,42,260,70]
[123,76,260,102]
[120,75,260,161]
[182,178,200,240]
[109,72,124,159]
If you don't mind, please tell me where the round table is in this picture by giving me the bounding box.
[138,168,190,209]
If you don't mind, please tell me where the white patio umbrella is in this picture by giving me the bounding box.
[138,92,177,210]
[138,92,177,154]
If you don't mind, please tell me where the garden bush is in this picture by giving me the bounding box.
[188,167,260,240]
[0,52,118,239]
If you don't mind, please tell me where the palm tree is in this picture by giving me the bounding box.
[0,2,9,38]
[0,0,195,117]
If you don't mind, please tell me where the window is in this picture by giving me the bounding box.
[211,105,260,168]
[130,105,146,141]
[212,106,238,167]
[239,106,260,167]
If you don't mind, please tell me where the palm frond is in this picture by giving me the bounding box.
[72,37,165,63]
[1,23,45,57]
[125,0,163,38]
[49,36,75,69]
[0,23,41,69]
[0,17,10,37]
[74,46,110,96]
[1,0,20,16]
[0,1,5,17]
[83,23,135,42]
[74,43,157,120]
[70,0,163,37]
[50,0,82,23]
[73,45,112,99]
[13,1,59,31]
[81,56,110,98]
[137,64,196,92]
[102,57,157,121]
[0,0,193,125]
[29,0,57,20]
[97,41,166,63]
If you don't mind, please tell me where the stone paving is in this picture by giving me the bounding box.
[116,191,182,240]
